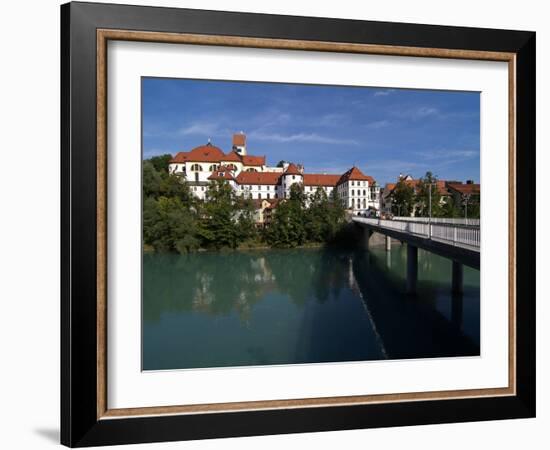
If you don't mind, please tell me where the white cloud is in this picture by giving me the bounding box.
[248,131,359,145]
[391,106,440,120]
[366,120,390,129]
[178,122,223,136]
[373,89,395,97]
[414,149,479,160]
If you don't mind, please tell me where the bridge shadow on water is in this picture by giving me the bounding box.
[349,247,480,360]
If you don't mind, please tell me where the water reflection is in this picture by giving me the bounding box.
[143,246,480,370]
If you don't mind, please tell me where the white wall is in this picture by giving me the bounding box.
[0,1,546,449]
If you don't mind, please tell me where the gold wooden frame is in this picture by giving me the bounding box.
[96,29,516,420]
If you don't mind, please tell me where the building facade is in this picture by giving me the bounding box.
[380,174,480,216]
[168,132,380,214]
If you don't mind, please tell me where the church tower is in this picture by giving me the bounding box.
[282,163,304,199]
[232,131,247,156]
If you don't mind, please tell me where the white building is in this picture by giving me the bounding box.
[167,132,380,214]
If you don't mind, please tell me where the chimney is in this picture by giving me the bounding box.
[466,179,474,184]
[232,131,247,156]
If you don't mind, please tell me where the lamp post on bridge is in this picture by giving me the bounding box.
[427,182,437,238]
[463,193,471,220]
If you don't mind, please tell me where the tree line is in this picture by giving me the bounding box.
[143,155,348,253]
[390,171,480,218]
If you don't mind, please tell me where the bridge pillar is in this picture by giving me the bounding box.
[385,235,391,251]
[406,244,418,294]
[359,227,372,250]
[452,261,463,295]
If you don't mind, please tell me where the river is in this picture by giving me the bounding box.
[143,245,480,370]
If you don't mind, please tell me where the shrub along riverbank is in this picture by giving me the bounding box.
[143,155,350,253]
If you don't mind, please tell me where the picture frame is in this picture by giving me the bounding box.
[60,1,535,447]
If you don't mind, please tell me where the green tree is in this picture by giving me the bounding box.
[148,154,172,173]
[415,171,443,217]
[235,195,259,243]
[391,180,415,216]
[143,161,163,198]
[160,173,194,204]
[440,195,461,218]
[266,184,307,248]
[461,193,480,219]
[199,180,240,249]
[143,196,200,253]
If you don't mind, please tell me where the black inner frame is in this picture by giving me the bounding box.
[61,2,536,447]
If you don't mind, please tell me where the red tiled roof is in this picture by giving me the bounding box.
[447,182,480,195]
[170,152,189,163]
[338,167,375,184]
[169,143,225,163]
[208,173,234,181]
[389,179,449,195]
[265,199,280,209]
[208,168,235,181]
[242,155,265,167]
[233,133,246,146]
[435,180,449,195]
[284,163,302,175]
[235,172,281,185]
[303,174,340,186]
[221,151,242,162]
[251,198,278,209]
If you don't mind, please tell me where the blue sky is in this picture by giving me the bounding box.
[142,78,480,185]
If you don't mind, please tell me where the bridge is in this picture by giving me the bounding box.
[352,216,480,295]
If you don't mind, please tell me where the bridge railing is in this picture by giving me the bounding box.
[353,217,480,249]
[392,216,480,227]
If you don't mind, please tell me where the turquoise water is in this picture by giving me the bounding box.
[142,246,480,370]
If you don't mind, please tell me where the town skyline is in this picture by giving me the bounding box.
[143,78,480,185]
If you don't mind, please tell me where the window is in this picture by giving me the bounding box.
[227,164,237,171]
[258,193,262,199]
[208,164,218,171]
[267,193,270,199]
[292,175,295,180]
[190,164,202,171]
[351,190,354,196]
[275,193,278,199]
[352,181,355,186]
[363,189,366,196]
[246,168,257,172]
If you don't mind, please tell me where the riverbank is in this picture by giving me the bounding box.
[143,241,325,253]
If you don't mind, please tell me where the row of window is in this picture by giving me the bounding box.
[185,187,371,208]
[242,185,275,191]
[187,164,258,172]
[351,198,368,208]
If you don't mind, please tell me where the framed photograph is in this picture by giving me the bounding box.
[61,1,535,447]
